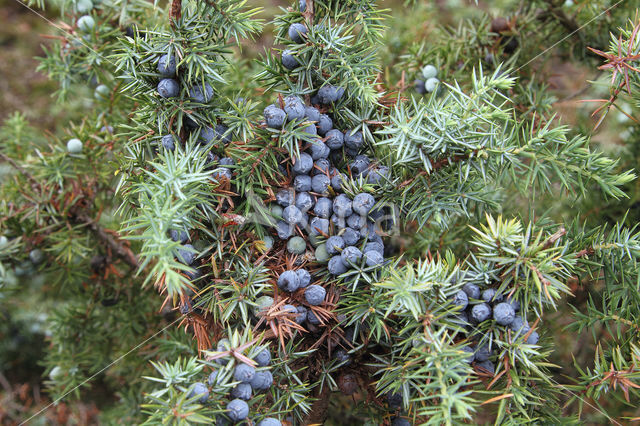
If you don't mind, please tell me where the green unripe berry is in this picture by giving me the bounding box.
[422,64,437,80]
[315,244,329,262]
[254,295,274,316]
[77,15,95,32]
[49,366,64,381]
[0,236,8,247]
[287,236,306,255]
[67,138,83,154]
[94,84,110,100]
[425,77,439,93]
[75,0,93,14]
[261,235,274,252]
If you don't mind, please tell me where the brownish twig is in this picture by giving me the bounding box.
[303,384,331,425]
[77,213,139,269]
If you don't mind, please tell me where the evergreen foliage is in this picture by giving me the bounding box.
[1,0,640,424]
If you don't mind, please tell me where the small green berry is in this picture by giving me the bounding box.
[287,236,306,255]
[77,15,95,32]
[67,138,83,154]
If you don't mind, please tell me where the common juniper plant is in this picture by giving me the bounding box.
[1,0,640,424]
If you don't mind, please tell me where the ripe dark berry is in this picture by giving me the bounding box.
[452,290,468,310]
[527,331,539,345]
[326,236,345,255]
[294,175,312,192]
[471,303,492,322]
[157,54,176,77]
[391,417,411,426]
[342,227,360,246]
[350,155,370,175]
[331,173,345,191]
[461,346,475,363]
[364,250,383,267]
[353,193,375,216]
[231,383,252,400]
[387,392,403,409]
[304,106,321,123]
[157,78,179,98]
[462,283,480,300]
[317,85,344,104]
[481,288,503,304]
[187,382,209,404]
[333,194,353,217]
[276,221,293,240]
[414,79,426,95]
[283,205,303,224]
[317,114,333,135]
[283,95,305,121]
[215,124,231,144]
[510,316,529,333]
[161,134,175,151]
[176,244,196,265]
[493,302,516,325]
[293,152,314,174]
[364,241,384,255]
[250,370,273,391]
[313,197,333,218]
[309,217,329,236]
[276,188,295,206]
[296,269,311,288]
[298,0,306,11]
[233,364,256,383]
[294,191,314,212]
[505,296,520,312]
[304,285,326,305]
[288,23,307,43]
[307,310,321,325]
[328,255,347,275]
[346,214,366,229]
[474,345,491,362]
[303,123,318,135]
[278,270,300,292]
[367,166,389,184]
[282,49,299,70]
[344,130,363,151]
[341,246,362,266]
[169,229,189,244]
[227,399,249,422]
[264,105,286,129]
[313,159,330,175]
[189,83,213,103]
[307,140,329,162]
[476,360,495,374]
[311,174,330,194]
[325,129,344,150]
[295,306,308,324]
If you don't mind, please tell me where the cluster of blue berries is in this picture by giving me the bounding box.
[263,95,389,277]
[452,279,539,375]
[187,342,281,425]
[414,64,441,95]
[154,54,232,158]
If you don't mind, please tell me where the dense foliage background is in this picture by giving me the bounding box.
[1,0,640,424]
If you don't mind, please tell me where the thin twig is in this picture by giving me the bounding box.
[77,213,139,269]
